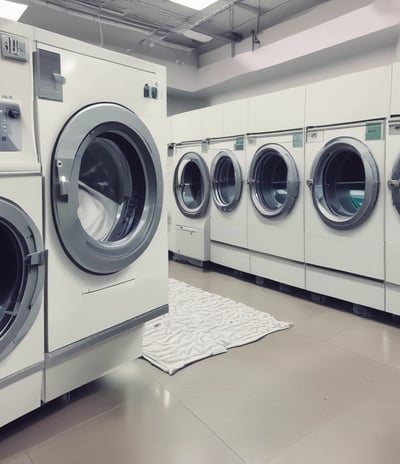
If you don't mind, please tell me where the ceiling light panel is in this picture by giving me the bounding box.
[0,0,28,21]
[169,0,217,11]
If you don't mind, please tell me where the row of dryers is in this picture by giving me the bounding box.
[0,21,168,428]
[169,64,400,317]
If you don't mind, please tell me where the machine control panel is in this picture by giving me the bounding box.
[0,99,22,152]
[1,34,28,62]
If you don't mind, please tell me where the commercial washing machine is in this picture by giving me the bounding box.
[305,66,391,310]
[208,136,249,273]
[385,62,400,315]
[170,141,211,266]
[0,22,45,426]
[246,86,306,288]
[31,27,168,401]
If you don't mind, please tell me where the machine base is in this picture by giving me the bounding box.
[210,241,250,273]
[43,325,143,402]
[0,370,42,428]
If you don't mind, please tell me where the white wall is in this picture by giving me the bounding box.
[208,29,399,105]
[167,93,210,116]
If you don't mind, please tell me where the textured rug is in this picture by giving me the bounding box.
[142,278,291,374]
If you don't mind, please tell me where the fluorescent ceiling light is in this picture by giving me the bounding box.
[170,0,217,11]
[182,29,213,43]
[0,0,28,21]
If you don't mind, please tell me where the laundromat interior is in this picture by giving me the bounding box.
[2,0,400,462]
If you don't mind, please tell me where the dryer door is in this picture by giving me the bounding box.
[51,103,163,275]
[0,199,45,361]
[308,136,379,230]
[248,143,299,218]
[210,150,242,212]
[174,151,210,218]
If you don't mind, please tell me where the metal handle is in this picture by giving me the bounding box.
[388,179,400,190]
[53,73,66,84]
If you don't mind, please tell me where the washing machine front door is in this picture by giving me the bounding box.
[51,103,163,275]
[211,150,242,212]
[248,143,300,218]
[388,153,400,215]
[174,151,210,218]
[0,200,45,361]
[308,136,379,230]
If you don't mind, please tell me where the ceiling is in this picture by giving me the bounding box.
[18,0,329,63]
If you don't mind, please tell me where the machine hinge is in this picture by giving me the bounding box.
[388,179,400,190]
[306,179,314,188]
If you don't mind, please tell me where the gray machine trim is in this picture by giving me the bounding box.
[388,119,400,214]
[174,151,210,218]
[0,198,45,361]
[45,304,168,367]
[307,136,379,230]
[248,143,300,218]
[51,103,163,275]
[0,361,44,390]
[210,150,242,212]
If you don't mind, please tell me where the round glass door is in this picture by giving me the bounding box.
[211,150,242,212]
[248,143,299,218]
[174,151,210,218]
[388,154,400,215]
[51,103,163,275]
[0,200,44,361]
[308,136,379,230]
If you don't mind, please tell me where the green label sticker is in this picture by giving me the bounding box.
[365,123,382,141]
[235,136,244,151]
[201,140,208,153]
[292,132,303,148]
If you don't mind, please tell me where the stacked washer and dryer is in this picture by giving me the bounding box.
[304,66,391,311]
[0,19,169,424]
[246,87,306,289]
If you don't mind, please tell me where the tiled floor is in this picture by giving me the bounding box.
[1,261,400,463]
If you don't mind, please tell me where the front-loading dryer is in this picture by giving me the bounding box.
[170,141,211,266]
[31,28,168,401]
[0,23,45,426]
[246,86,306,289]
[208,136,249,273]
[304,66,390,310]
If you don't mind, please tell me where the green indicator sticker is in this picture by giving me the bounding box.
[365,123,382,141]
[292,132,303,148]
[235,136,244,151]
[201,140,208,153]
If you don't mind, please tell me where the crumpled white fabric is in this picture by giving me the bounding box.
[143,278,292,375]
[77,182,119,241]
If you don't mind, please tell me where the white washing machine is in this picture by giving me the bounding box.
[304,66,391,310]
[31,28,168,401]
[0,23,45,426]
[385,62,400,315]
[170,141,210,265]
[246,86,306,288]
[208,136,249,273]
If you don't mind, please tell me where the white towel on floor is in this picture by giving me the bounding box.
[143,278,291,374]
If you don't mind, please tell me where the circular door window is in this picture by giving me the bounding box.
[248,143,299,218]
[0,200,44,361]
[51,103,163,275]
[388,154,400,214]
[174,151,210,218]
[308,136,379,230]
[210,150,242,212]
